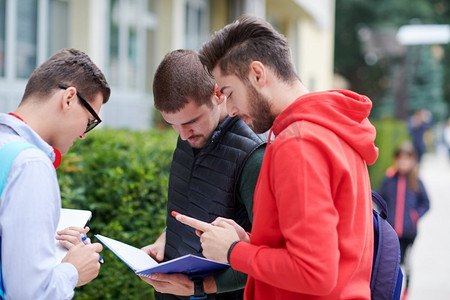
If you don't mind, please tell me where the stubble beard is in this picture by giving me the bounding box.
[247,84,275,134]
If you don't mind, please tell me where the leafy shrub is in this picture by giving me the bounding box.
[57,128,177,299]
[369,118,410,190]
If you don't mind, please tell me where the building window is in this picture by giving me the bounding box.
[0,0,69,81]
[227,0,245,22]
[0,0,5,77]
[48,0,69,55]
[184,0,209,50]
[16,0,38,79]
[109,0,157,92]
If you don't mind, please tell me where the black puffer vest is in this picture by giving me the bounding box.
[164,116,265,260]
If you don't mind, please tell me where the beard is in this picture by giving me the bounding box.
[246,83,275,133]
[187,135,207,149]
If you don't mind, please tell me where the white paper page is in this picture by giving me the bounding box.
[55,208,92,263]
[95,234,158,271]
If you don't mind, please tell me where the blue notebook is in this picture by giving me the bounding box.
[95,234,229,277]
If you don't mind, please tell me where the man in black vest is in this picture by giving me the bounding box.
[140,49,266,300]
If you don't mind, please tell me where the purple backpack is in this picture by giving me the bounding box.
[371,190,403,300]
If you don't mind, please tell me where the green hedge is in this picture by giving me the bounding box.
[368,118,410,191]
[57,128,177,299]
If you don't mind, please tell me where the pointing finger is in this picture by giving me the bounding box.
[171,211,213,233]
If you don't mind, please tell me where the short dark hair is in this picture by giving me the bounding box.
[199,14,298,83]
[394,142,417,159]
[153,49,215,113]
[21,48,110,104]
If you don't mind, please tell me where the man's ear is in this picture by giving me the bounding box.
[60,87,78,112]
[214,84,226,104]
[249,61,266,88]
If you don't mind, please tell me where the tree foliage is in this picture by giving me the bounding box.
[335,0,450,119]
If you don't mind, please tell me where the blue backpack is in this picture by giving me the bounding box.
[0,141,37,299]
[371,190,403,300]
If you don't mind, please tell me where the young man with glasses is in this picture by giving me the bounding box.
[0,48,110,299]
[139,49,266,300]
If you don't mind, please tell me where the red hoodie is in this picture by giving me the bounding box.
[230,90,379,299]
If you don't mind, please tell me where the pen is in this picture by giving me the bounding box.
[82,235,104,263]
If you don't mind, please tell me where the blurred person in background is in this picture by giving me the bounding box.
[378,142,430,299]
[407,109,433,163]
[442,118,450,161]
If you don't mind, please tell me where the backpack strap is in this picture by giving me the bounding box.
[0,141,36,299]
[0,141,36,196]
[371,190,403,300]
[371,190,388,219]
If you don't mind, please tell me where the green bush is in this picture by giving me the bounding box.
[369,118,410,191]
[57,128,177,299]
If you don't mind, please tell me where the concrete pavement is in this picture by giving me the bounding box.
[406,152,450,299]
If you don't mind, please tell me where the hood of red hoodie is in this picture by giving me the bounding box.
[272,89,379,165]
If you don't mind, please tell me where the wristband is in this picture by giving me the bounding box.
[190,277,206,300]
[227,240,240,264]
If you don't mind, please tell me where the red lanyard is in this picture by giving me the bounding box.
[8,113,61,168]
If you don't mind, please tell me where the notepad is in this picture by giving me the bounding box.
[55,208,92,263]
[95,234,229,277]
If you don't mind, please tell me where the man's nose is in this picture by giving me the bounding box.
[227,102,238,117]
[177,125,192,140]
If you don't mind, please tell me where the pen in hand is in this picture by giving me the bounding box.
[82,235,104,263]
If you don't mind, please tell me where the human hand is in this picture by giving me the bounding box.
[140,273,193,295]
[56,226,90,250]
[141,231,166,262]
[62,242,103,286]
[172,212,241,263]
[139,273,217,295]
[211,217,250,243]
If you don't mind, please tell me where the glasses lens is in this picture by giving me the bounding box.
[85,120,99,133]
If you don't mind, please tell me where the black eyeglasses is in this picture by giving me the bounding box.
[58,83,102,133]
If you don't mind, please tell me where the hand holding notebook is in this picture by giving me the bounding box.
[95,234,229,277]
[54,208,92,263]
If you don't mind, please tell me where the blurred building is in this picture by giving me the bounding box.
[0,0,335,130]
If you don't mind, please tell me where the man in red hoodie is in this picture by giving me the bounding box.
[174,15,379,299]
